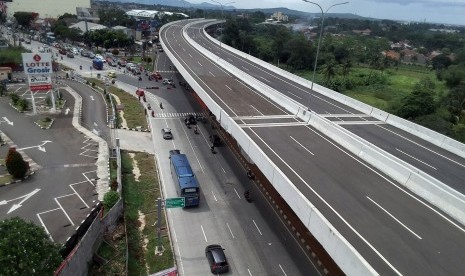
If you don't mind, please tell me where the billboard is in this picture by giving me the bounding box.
[28,75,52,91]
[22,53,53,75]
[22,53,53,91]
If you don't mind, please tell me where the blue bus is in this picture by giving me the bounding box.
[169,150,200,207]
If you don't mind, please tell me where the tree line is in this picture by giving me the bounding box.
[219,16,465,142]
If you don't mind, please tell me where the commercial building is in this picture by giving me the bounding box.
[6,0,90,18]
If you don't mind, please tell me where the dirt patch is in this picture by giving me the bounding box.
[112,94,128,128]
[129,153,141,181]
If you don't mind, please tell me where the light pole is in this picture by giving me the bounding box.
[302,0,349,91]
[210,0,235,45]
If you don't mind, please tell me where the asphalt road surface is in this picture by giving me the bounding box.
[159,20,465,275]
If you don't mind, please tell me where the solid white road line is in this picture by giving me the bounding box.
[37,212,55,241]
[201,224,208,242]
[248,268,253,276]
[234,188,241,199]
[285,90,302,100]
[279,264,288,276]
[211,190,218,201]
[197,61,202,66]
[396,148,437,170]
[252,219,263,235]
[225,84,232,90]
[250,127,402,275]
[69,184,90,209]
[209,71,215,77]
[178,119,204,174]
[367,196,422,239]
[250,105,264,116]
[226,223,235,239]
[54,197,74,226]
[378,124,465,169]
[290,136,314,156]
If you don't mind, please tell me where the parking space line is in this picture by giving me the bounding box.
[54,198,75,226]
[69,184,90,209]
[37,212,55,242]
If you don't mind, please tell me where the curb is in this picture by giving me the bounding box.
[119,127,151,132]
[34,119,55,129]
[0,171,35,187]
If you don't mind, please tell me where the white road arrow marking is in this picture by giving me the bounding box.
[90,96,94,101]
[2,117,13,125]
[17,140,52,151]
[6,189,41,214]
[65,107,70,115]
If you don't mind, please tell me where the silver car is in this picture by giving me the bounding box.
[161,128,173,140]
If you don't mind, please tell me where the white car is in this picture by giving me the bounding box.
[94,54,106,63]
[162,79,174,85]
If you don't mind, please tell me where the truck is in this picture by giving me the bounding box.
[92,58,104,70]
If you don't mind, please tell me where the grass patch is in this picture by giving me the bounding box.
[0,174,13,185]
[86,78,148,130]
[35,117,54,129]
[122,151,173,275]
[90,151,172,275]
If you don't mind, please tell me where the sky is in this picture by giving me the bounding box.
[190,0,465,26]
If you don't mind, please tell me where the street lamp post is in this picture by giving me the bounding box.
[210,0,235,45]
[302,0,349,91]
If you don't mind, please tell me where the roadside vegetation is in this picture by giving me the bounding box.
[220,16,465,142]
[86,78,148,130]
[35,116,54,129]
[90,151,173,275]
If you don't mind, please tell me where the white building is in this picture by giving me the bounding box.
[270,12,289,22]
[7,0,91,18]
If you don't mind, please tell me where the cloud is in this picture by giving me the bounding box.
[368,0,465,7]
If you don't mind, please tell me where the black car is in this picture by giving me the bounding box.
[66,52,74,58]
[209,134,221,146]
[205,244,229,274]
[185,115,197,125]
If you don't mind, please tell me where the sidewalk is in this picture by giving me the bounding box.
[115,129,154,154]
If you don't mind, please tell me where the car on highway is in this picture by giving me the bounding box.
[161,128,173,140]
[149,72,162,81]
[66,52,74,58]
[108,71,116,78]
[81,50,89,57]
[88,52,96,59]
[162,79,173,85]
[205,244,229,274]
[209,134,222,146]
[117,58,127,67]
[185,114,197,125]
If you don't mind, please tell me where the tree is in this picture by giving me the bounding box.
[103,190,120,209]
[441,64,465,88]
[5,147,29,178]
[322,62,338,85]
[431,54,452,72]
[396,78,437,119]
[13,12,37,28]
[0,217,62,275]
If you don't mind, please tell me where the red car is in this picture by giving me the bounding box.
[149,72,162,81]
[59,48,67,55]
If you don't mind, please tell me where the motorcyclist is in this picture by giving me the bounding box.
[159,102,163,109]
[194,126,199,134]
[79,65,82,70]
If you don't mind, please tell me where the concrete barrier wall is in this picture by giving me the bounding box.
[160,20,378,276]
[57,200,123,276]
[199,20,465,223]
[202,21,465,159]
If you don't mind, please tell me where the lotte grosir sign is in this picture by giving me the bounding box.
[22,53,52,75]
[28,75,52,91]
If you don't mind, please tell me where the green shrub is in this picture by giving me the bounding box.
[5,147,29,178]
[17,98,29,111]
[45,95,52,106]
[10,93,19,104]
[110,178,118,191]
[44,117,52,122]
[91,82,96,87]
[103,190,120,209]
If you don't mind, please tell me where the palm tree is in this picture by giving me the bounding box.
[341,58,352,80]
[322,62,337,85]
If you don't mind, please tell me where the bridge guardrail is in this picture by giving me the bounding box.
[200,21,465,225]
[202,21,465,159]
[161,20,378,276]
